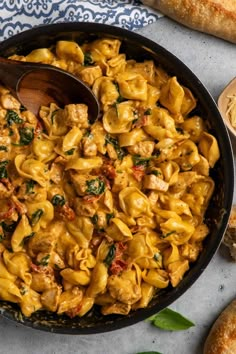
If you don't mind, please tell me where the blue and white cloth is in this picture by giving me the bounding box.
[0,0,162,42]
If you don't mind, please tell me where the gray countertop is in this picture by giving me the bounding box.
[0,16,236,354]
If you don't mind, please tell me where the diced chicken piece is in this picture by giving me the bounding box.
[70,172,90,196]
[41,286,62,312]
[63,104,89,128]
[101,302,131,315]
[107,275,141,305]
[49,163,64,184]
[31,271,56,292]
[143,174,169,192]
[0,182,13,199]
[79,66,103,86]
[0,93,21,110]
[82,137,97,157]
[74,197,98,217]
[106,144,118,160]
[112,171,128,193]
[127,141,155,157]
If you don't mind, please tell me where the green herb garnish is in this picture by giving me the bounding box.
[20,232,35,246]
[51,194,65,207]
[105,134,126,160]
[65,148,75,155]
[30,209,43,226]
[51,109,60,124]
[0,160,8,179]
[1,221,17,233]
[0,145,8,151]
[132,155,151,167]
[144,108,152,115]
[18,127,34,146]
[106,213,114,224]
[26,179,36,194]
[86,178,105,195]
[5,110,23,126]
[161,230,176,239]
[104,244,116,267]
[84,52,94,66]
[150,170,162,177]
[113,82,124,103]
[38,254,50,266]
[90,214,98,225]
[148,308,195,331]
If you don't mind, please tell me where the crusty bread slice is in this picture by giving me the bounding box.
[223,205,236,261]
[142,0,236,44]
[203,299,236,354]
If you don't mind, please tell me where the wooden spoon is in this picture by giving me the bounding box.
[0,56,99,119]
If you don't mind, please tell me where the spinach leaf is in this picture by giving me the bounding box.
[86,178,105,195]
[144,108,152,115]
[104,244,116,267]
[0,145,8,151]
[132,155,150,167]
[1,221,17,233]
[84,52,94,66]
[5,110,23,126]
[0,160,8,179]
[30,209,43,226]
[18,127,34,146]
[26,179,36,194]
[106,213,114,224]
[90,214,98,225]
[20,232,35,246]
[105,134,126,160]
[149,308,195,331]
[65,148,75,155]
[38,254,50,266]
[51,194,65,207]
[113,82,124,103]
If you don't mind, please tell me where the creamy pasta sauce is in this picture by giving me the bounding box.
[0,38,220,318]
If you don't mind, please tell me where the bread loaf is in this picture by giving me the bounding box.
[223,205,236,261]
[203,299,236,354]
[142,0,236,44]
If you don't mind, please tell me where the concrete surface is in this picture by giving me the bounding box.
[0,17,236,354]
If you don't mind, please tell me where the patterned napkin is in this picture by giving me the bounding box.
[0,0,162,42]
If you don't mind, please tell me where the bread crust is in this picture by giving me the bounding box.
[203,299,236,354]
[143,0,236,44]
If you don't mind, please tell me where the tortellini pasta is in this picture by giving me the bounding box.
[0,37,220,319]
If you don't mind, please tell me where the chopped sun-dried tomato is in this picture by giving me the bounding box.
[132,165,145,182]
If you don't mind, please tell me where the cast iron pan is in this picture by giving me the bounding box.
[0,22,234,334]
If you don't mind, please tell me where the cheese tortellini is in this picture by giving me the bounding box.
[0,37,220,319]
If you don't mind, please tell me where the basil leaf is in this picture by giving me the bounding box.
[5,110,23,126]
[51,194,65,207]
[20,232,35,246]
[0,160,8,179]
[105,134,126,160]
[104,244,116,267]
[18,127,34,146]
[113,81,124,103]
[149,308,195,331]
[86,178,105,195]
[84,52,94,66]
[30,209,43,226]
